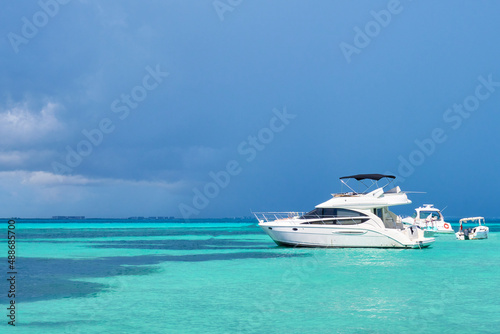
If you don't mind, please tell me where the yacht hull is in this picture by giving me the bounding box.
[260,223,434,249]
[473,231,488,239]
[456,229,488,240]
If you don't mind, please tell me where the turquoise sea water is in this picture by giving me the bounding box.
[1,219,499,333]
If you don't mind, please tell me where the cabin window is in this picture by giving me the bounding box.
[301,208,367,219]
[322,208,336,217]
[340,218,369,225]
[337,209,365,217]
[301,219,338,225]
[300,218,369,225]
[418,211,440,220]
[301,208,323,219]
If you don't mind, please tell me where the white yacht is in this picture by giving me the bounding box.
[456,217,489,240]
[254,174,435,249]
[402,204,454,234]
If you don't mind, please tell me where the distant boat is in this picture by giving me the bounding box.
[456,217,489,240]
[254,174,434,249]
[401,204,454,235]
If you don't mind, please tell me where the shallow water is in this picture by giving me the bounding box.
[1,219,499,333]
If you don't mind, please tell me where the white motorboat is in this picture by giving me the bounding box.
[455,217,489,240]
[401,204,454,234]
[254,174,435,249]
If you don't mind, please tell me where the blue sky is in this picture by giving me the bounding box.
[1,0,499,218]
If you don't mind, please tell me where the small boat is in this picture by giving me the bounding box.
[402,204,454,234]
[455,217,489,240]
[254,174,435,249]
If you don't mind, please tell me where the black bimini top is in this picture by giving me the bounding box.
[339,174,396,181]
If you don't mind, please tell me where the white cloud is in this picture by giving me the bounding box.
[21,171,94,186]
[0,151,28,165]
[0,170,185,189]
[0,170,187,217]
[0,149,57,168]
[0,100,64,147]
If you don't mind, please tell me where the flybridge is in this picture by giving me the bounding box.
[314,174,410,209]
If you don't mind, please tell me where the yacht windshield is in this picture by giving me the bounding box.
[419,211,440,220]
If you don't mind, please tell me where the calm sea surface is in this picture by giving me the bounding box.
[1,219,499,333]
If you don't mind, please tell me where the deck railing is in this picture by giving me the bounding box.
[253,212,370,226]
[252,212,304,222]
